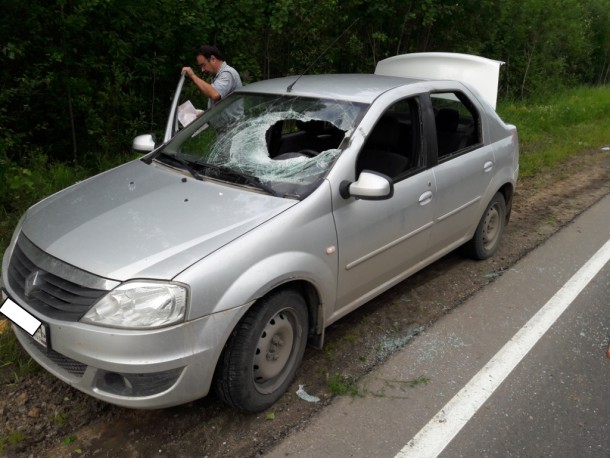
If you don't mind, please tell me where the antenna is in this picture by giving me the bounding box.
[287,18,360,93]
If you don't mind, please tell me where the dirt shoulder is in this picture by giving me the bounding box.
[2,148,610,458]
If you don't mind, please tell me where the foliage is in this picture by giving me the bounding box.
[0,0,203,164]
[1,0,608,167]
[497,85,610,177]
[327,372,361,397]
[61,435,78,446]
[0,431,27,451]
[0,150,133,254]
[0,323,41,385]
[0,0,609,245]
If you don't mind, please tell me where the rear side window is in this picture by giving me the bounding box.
[431,92,481,161]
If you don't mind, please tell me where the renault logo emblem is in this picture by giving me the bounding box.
[24,271,46,298]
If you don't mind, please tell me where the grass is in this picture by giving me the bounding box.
[497,85,610,177]
[61,435,78,445]
[0,323,41,384]
[407,375,431,388]
[327,372,361,397]
[52,413,68,425]
[0,431,26,451]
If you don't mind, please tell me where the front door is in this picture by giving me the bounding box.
[331,96,435,318]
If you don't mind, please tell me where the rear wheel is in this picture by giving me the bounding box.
[463,192,506,260]
[214,289,308,413]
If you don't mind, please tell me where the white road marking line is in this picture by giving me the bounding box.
[396,238,610,458]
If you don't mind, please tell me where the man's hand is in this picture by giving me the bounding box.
[181,67,196,79]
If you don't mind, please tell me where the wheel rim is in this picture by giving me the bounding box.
[481,203,501,250]
[252,308,301,394]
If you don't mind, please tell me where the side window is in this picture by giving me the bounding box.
[356,97,424,181]
[431,92,481,161]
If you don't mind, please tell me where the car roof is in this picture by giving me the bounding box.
[235,74,424,104]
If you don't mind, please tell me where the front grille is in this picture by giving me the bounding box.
[24,332,88,378]
[7,234,113,321]
[45,349,88,377]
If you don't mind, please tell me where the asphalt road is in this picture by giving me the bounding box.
[266,193,610,457]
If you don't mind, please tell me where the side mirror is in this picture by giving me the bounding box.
[132,134,157,153]
[339,171,394,200]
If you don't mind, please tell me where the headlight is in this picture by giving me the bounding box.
[81,281,188,329]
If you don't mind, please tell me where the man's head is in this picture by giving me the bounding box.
[196,45,224,76]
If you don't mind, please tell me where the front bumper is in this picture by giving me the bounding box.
[11,304,246,409]
[1,230,249,409]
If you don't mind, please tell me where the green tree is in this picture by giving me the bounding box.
[0,0,204,164]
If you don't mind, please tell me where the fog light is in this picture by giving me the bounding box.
[94,368,183,397]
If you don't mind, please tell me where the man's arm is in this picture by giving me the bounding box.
[181,67,221,102]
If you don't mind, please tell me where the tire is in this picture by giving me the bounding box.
[214,289,309,413]
[463,192,506,260]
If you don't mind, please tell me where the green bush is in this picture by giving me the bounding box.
[0,151,132,253]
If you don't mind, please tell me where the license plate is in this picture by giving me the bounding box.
[32,324,49,348]
[0,292,49,349]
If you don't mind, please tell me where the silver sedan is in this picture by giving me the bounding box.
[2,53,518,412]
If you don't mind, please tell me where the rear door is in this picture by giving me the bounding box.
[426,90,495,255]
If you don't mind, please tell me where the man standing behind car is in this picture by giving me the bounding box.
[181,45,242,109]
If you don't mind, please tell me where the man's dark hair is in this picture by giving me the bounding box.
[197,45,224,61]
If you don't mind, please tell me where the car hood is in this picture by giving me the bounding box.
[21,160,296,281]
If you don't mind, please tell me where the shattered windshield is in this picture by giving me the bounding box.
[161,93,367,198]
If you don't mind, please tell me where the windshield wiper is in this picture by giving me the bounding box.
[156,152,203,180]
[194,160,282,197]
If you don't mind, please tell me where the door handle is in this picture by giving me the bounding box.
[419,191,433,206]
[484,161,494,173]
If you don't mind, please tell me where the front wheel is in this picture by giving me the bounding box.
[463,192,506,260]
[214,289,309,413]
